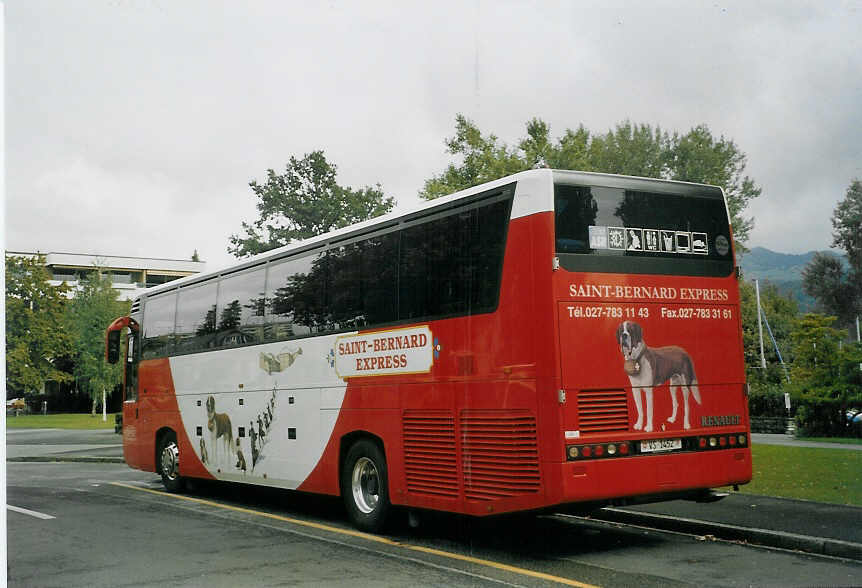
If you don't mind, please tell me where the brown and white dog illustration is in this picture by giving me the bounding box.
[615,321,702,431]
[199,438,209,465]
[205,395,233,466]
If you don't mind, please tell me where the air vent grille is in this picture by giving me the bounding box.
[578,389,629,433]
[460,410,541,501]
[402,410,457,498]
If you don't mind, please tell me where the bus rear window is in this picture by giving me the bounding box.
[554,183,734,277]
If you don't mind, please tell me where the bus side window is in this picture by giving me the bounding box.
[175,282,219,353]
[215,266,266,348]
[142,293,177,359]
[125,330,139,402]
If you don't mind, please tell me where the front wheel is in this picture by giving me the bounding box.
[341,439,390,532]
[158,431,185,493]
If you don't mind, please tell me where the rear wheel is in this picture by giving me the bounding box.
[341,439,390,532]
[158,431,185,493]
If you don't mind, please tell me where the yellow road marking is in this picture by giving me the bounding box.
[111,482,599,588]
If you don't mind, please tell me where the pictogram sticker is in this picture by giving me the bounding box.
[608,227,625,250]
[661,230,675,252]
[675,232,691,253]
[643,229,659,252]
[626,228,644,251]
[588,226,608,249]
[691,232,708,254]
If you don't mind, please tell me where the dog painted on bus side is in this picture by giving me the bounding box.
[205,395,233,466]
[615,321,701,432]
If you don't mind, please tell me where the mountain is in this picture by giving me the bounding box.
[736,246,847,312]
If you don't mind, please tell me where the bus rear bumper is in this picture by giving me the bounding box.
[553,446,752,509]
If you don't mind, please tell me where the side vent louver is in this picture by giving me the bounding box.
[577,389,629,433]
[460,410,541,501]
[403,410,458,498]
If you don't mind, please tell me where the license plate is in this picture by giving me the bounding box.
[640,438,682,453]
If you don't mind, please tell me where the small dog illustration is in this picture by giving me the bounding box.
[616,321,702,431]
[250,436,259,468]
[257,416,267,443]
[235,438,247,473]
[206,395,233,465]
[249,422,259,467]
[199,438,209,465]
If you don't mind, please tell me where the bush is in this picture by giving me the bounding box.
[747,381,789,418]
[793,393,862,438]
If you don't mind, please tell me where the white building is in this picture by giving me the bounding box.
[6,251,206,300]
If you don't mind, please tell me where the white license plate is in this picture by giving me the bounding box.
[640,438,682,453]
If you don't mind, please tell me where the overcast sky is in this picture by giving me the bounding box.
[5,1,862,272]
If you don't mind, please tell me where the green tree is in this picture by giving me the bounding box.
[65,269,130,415]
[420,114,529,200]
[802,179,862,331]
[5,254,73,397]
[229,151,395,258]
[832,179,862,273]
[665,125,761,248]
[789,314,855,394]
[739,280,798,383]
[421,115,761,249]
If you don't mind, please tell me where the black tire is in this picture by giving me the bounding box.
[341,439,391,533]
[158,431,185,493]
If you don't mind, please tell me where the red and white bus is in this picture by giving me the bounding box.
[106,169,751,531]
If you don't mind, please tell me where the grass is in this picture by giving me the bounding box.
[5,413,118,430]
[736,443,862,506]
[795,436,862,446]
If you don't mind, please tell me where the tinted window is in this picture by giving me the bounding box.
[555,183,733,276]
[399,197,511,320]
[175,283,219,353]
[361,233,398,324]
[142,293,176,359]
[266,252,326,340]
[329,243,364,330]
[215,267,266,348]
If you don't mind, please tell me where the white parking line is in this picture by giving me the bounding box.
[7,505,56,520]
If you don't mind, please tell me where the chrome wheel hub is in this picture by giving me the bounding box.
[160,442,180,481]
[351,457,380,514]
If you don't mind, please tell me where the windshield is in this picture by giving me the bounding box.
[554,182,734,277]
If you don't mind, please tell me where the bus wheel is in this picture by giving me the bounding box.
[158,431,185,493]
[342,439,390,532]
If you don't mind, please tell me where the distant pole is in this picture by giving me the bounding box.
[102,389,107,422]
[756,280,766,369]
[857,315,860,343]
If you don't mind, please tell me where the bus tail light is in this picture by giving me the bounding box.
[567,433,749,461]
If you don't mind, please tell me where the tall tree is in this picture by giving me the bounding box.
[832,179,862,273]
[420,115,529,200]
[739,280,798,382]
[789,313,861,398]
[421,115,761,249]
[802,179,862,331]
[65,269,130,415]
[229,151,395,258]
[5,255,73,397]
[665,125,761,248]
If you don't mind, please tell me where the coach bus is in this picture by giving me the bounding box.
[106,169,751,532]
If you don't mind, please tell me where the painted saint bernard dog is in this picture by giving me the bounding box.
[615,321,702,432]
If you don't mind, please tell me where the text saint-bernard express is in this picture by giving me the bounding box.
[334,326,433,378]
[569,283,729,302]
